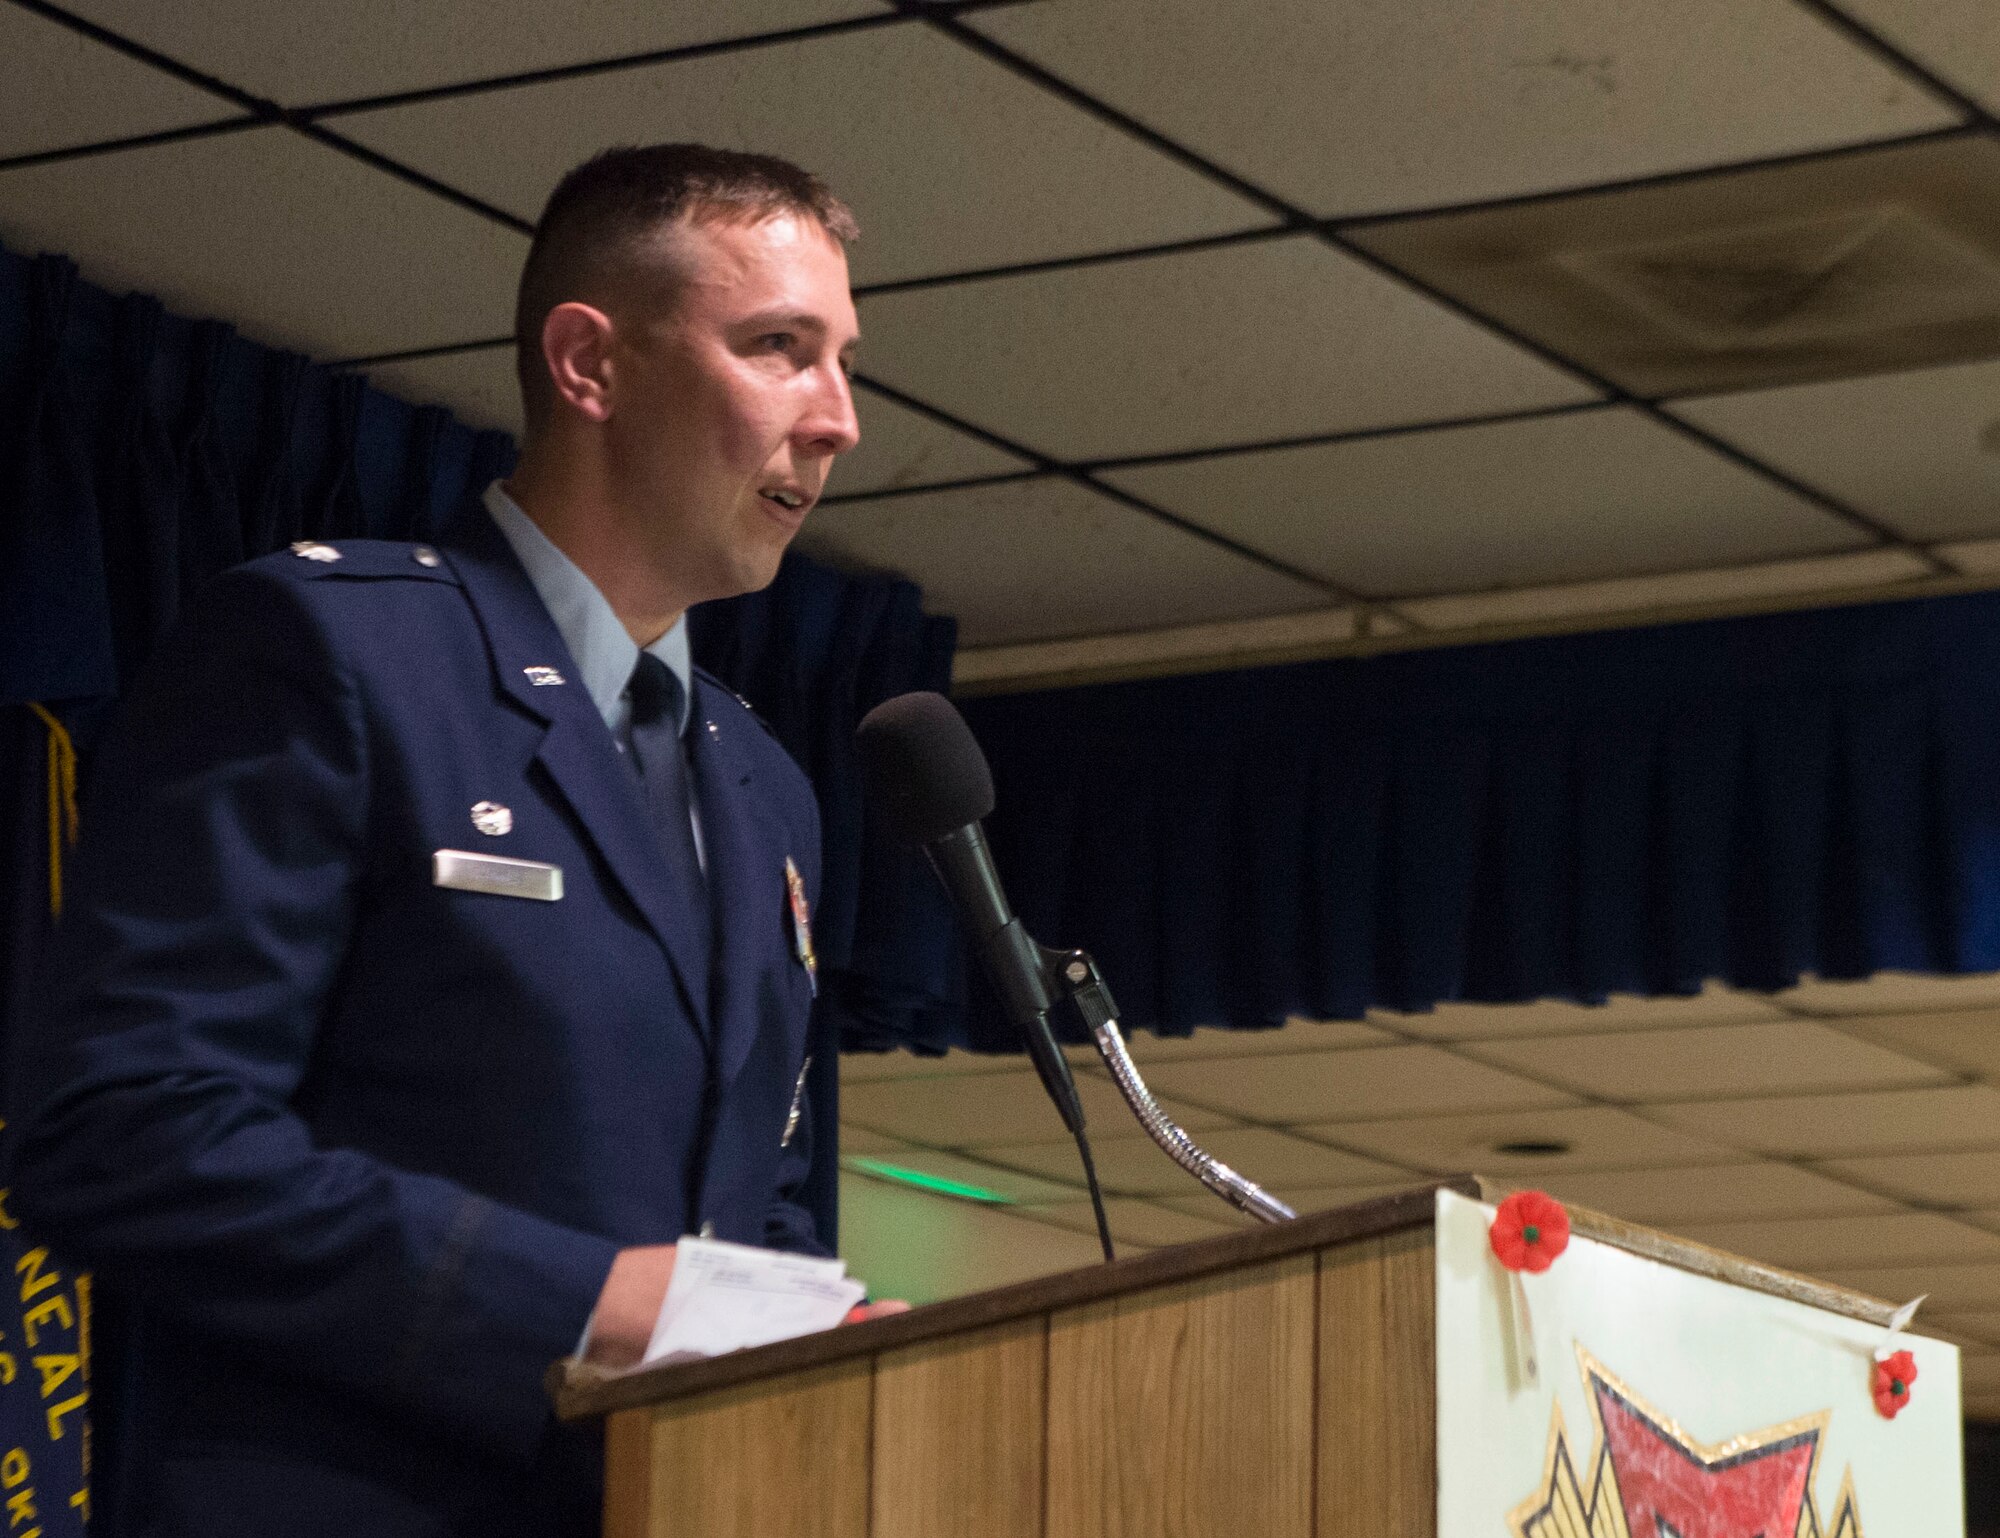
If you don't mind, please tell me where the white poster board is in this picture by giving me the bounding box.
[1434,1189,1963,1537]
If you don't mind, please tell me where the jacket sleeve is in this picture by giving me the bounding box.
[6,567,618,1463]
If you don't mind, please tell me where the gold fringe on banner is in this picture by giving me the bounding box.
[25,704,79,917]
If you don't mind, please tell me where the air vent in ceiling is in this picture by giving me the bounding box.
[1552,204,2000,351]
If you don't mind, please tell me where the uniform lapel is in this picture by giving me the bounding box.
[686,675,795,1094]
[441,502,714,1039]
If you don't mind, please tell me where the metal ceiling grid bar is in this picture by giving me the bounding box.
[1077,399,1620,475]
[1332,121,1984,232]
[296,11,916,120]
[1788,0,1999,133]
[0,113,262,174]
[851,371,1398,618]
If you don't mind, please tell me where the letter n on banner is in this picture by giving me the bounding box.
[0,1163,88,1536]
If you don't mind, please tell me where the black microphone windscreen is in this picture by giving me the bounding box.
[856,691,996,845]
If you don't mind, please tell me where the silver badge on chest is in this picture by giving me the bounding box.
[781,1056,812,1149]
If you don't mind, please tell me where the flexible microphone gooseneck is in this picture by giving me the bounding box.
[857,691,1298,1234]
[856,692,1113,1262]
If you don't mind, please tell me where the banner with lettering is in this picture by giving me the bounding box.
[0,1140,88,1537]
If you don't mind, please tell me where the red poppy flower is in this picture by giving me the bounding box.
[1873,1349,1918,1419]
[1489,1190,1571,1274]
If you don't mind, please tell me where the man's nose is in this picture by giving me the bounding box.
[801,364,860,457]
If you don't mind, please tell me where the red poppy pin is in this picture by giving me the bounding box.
[1489,1190,1571,1274]
[1872,1349,1917,1420]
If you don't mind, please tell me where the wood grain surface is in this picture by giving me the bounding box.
[872,1317,1048,1538]
[554,1182,1466,1422]
[627,1360,874,1538]
[1045,1254,1318,1538]
[1317,1229,1437,1538]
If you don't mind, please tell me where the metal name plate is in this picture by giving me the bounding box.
[432,849,563,902]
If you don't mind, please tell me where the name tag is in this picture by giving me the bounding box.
[433,849,563,902]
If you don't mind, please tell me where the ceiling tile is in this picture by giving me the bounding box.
[335,25,1267,288]
[1778,970,2000,1015]
[1104,408,1863,598]
[1838,0,2000,116]
[1817,1261,1998,1311]
[1072,1017,1396,1066]
[855,235,1591,462]
[842,1147,1079,1205]
[1939,535,2000,574]
[832,390,1033,498]
[798,476,1329,646]
[1674,356,2000,543]
[1676,1211,2000,1272]
[1462,1021,1954,1102]
[363,343,520,435]
[973,0,1955,217]
[1528,1163,1897,1226]
[1349,136,2000,400]
[840,1067,1232,1149]
[839,1047,1026,1083]
[1156,1180,1434,1227]
[1141,1044,1577,1124]
[1395,548,1933,630]
[840,1169,1112,1305]
[1015,1198,1240,1250]
[63,0,882,106]
[953,605,1366,693]
[1822,1148,2000,1207]
[1651,1086,2000,1159]
[1834,1006,2000,1080]
[985,1126,1406,1199]
[0,5,231,161]
[836,1122,908,1155]
[1313,1105,1741,1174]
[0,128,526,358]
[1370,984,1787,1041]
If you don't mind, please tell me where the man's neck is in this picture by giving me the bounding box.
[501,460,683,648]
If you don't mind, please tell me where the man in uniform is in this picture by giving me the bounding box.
[8,143,882,1536]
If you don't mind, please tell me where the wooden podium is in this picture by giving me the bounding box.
[548,1178,1936,1538]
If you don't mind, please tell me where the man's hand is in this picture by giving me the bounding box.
[843,1299,912,1325]
[585,1244,676,1370]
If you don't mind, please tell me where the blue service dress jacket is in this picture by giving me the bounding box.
[6,502,827,1536]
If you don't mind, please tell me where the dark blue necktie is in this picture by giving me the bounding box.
[627,653,712,970]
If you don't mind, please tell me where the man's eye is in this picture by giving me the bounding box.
[760,333,796,353]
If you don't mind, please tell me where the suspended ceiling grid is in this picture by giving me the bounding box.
[6,0,2000,681]
[841,970,2000,1422]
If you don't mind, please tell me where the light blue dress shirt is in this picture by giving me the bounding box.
[484,480,704,866]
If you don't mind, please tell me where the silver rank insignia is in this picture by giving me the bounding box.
[785,857,816,996]
[470,801,512,836]
[290,541,341,562]
[781,1056,812,1148]
[522,666,566,687]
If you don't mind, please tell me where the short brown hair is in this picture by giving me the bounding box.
[513,143,859,431]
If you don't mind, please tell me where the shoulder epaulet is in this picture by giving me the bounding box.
[270,539,461,585]
[696,667,780,741]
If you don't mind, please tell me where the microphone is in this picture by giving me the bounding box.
[856,692,1088,1139]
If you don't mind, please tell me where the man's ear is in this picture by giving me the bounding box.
[541,302,617,424]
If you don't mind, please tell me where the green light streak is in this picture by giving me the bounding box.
[843,1156,1015,1204]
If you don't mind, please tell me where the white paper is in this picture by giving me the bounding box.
[641,1236,866,1367]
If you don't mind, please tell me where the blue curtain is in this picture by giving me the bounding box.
[940,592,2000,1050]
[0,238,957,1523]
